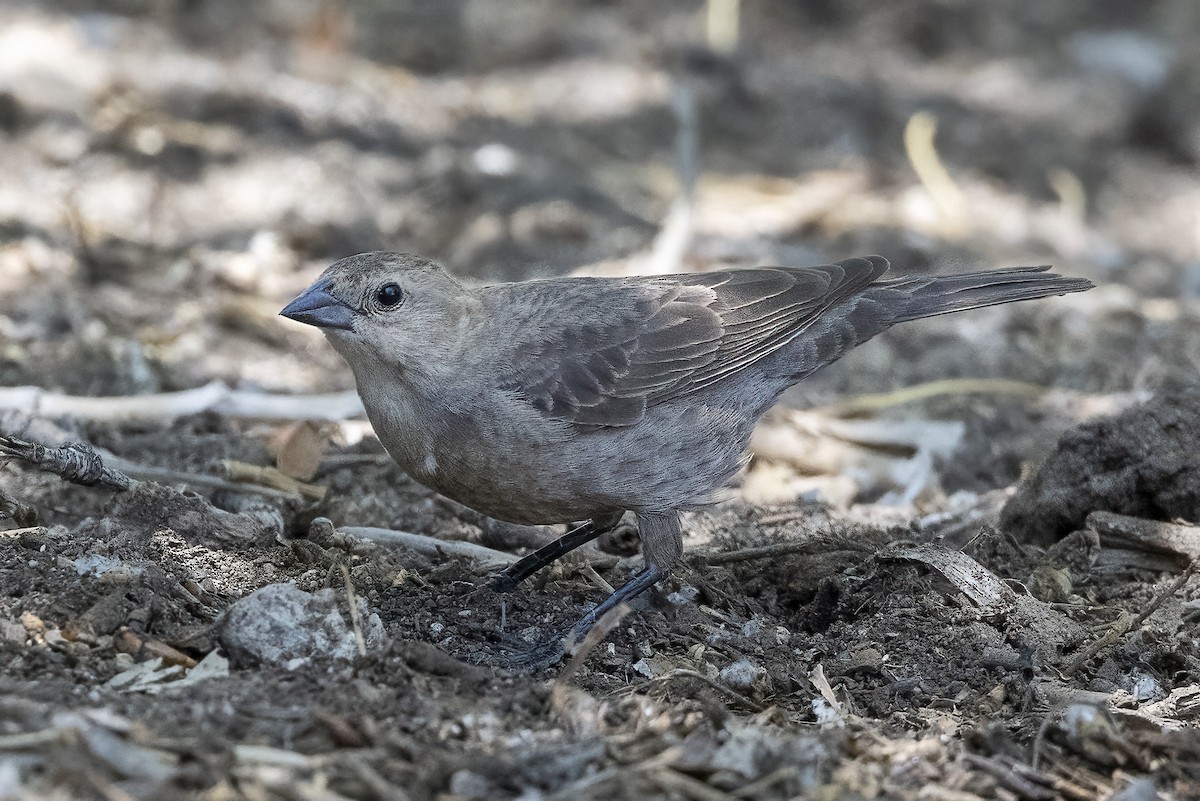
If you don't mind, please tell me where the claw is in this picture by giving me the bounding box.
[488,572,520,593]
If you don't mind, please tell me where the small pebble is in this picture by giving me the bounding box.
[719,658,759,690]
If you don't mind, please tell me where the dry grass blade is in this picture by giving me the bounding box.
[904,111,967,235]
[809,377,1048,418]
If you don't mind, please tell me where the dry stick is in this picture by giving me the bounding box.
[0,381,363,422]
[578,563,615,595]
[340,526,518,568]
[341,525,619,575]
[339,564,367,659]
[343,755,415,801]
[559,603,631,682]
[638,669,765,714]
[545,744,681,801]
[694,537,872,566]
[1064,559,1198,674]
[650,768,736,801]
[0,435,132,490]
[0,729,67,749]
[106,455,298,500]
[1,433,311,502]
[222,460,327,501]
[962,754,1055,800]
[1030,709,1057,771]
[756,510,809,526]
[732,767,801,799]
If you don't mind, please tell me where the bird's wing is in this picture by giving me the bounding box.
[497,256,890,427]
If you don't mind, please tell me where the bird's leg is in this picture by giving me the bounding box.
[489,511,625,592]
[567,564,664,646]
[566,510,682,648]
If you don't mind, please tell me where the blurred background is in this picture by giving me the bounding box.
[1,0,1198,503]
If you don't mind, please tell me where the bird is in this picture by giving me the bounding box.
[281,252,1092,649]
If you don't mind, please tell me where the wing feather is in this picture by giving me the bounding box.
[494,256,890,426]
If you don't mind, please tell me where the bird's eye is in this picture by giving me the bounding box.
[375,283,404,308]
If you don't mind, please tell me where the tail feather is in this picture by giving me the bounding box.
[877,265,1093,323]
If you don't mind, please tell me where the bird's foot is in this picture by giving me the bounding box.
[479,634,566,673]
[487,570,521,593]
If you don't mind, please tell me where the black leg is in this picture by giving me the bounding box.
[565,511,682,649]
[567,564,664,648]
[489,512,624,592]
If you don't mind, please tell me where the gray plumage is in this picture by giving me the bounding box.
[281,252,1092,645]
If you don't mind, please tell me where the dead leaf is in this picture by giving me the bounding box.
[271,421,329,481]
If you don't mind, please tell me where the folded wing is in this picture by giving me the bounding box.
[498,256,890,426]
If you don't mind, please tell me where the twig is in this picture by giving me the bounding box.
[0,381,363,422]
[105,455,298,500]
[560,603,631,681]
[732,767,800,799]
[1,433,307,501]
[756,510,809,525]
[1064,560,1197,674]
[339,526,518,568]
[650,768,736,801]
[578,564,615,594]
[694,537,873,566]
[223,460,327,501]
[342,755,414,801]
[0,435,132,490]
[433,496,560,551]
[962,754,1054,800]
[0,728,68,749]
[340,565,367,659]
[114,627,198,668]
[637,668,765,713]
[627,79,697,276]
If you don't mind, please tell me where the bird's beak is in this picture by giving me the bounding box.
[280,280,355,331]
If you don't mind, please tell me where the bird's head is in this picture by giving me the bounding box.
[280,252,475,377]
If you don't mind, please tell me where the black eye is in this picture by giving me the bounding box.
[375,283,404,308]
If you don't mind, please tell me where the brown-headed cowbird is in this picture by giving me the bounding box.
[281,253,1091,647]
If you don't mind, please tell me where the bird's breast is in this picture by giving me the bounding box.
[358,379,598,523]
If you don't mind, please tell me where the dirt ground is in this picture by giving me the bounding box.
[2,1,1200,799]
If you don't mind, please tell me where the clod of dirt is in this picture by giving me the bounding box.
[706,727,829,791]
[101,482,283,550]
[216,583,384,668]
[1001,392,1200,542]
[719,658,760,690]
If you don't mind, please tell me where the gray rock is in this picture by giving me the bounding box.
[216,583,384,668]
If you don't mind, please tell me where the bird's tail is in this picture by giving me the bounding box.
[877,265,1093,323]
